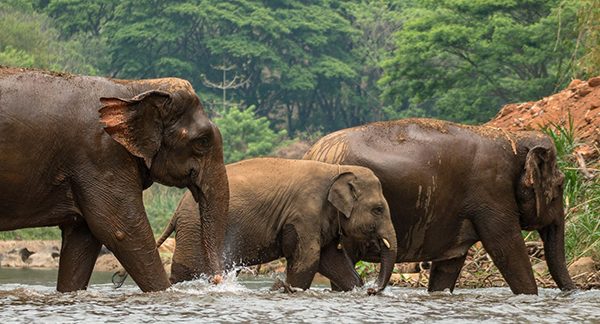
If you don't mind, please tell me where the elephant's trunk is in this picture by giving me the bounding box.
[538,220,576,291]
[194,125,229,277]
[369,227,397,295]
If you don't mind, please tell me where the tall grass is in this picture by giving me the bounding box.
[0,227,61,240]
[542,118,600,262]
[0,184,185,240]
[143,184,186,236]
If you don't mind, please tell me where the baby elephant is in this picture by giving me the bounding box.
[161,158,397,294]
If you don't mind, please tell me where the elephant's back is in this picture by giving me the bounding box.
[226,158,334,187]
[0,69,133,161]
[0,69,132,213]
[0,68,127,120]
[223,158,336,266]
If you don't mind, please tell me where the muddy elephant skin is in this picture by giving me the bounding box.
[304,118,575,294]
[160,158,397,294]
[0,67,229,292]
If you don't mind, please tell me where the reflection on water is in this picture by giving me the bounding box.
[0,268,598,323]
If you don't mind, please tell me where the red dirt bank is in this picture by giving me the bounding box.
[487,76,600,160]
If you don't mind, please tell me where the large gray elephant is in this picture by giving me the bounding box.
[304,118,576,294]
[155,158,397,294]
[0,67,229,292]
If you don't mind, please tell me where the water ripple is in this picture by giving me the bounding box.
[0,270,599,323]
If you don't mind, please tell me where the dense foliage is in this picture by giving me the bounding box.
[2,0,598,130]
[0,1,102,74]
[214,106,287,163]
[542,121,600,262]
[379,0,580,123]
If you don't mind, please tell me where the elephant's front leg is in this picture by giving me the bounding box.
[318,242,363,291]
[473,209,537,294]
[75,180,170,292]
[281,224,320,290]
[428,254,467,293]
[57,220,102,292]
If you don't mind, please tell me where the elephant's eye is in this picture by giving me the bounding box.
[193,135,211,152]
[372,206,384,216]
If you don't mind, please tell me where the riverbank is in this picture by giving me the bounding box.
[0,239,174,273]
[1,239,597,290]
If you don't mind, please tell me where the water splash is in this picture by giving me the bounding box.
[0,268,599,323]
[169,268,251,295]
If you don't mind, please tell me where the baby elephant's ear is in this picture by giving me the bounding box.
[328,172,357,218]
[99,90,172,168]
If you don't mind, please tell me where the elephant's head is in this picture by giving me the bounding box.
[516,135,564,229]
[328,167,397,294]
[515,133,575,290]
[98,79,229,275]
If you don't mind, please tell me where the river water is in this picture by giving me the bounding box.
[0,268,598,323]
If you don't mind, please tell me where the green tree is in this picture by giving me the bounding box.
[67,0,367,134]
[576,0,600,77]
[0,2,101,74]
[214,105,287,163]
[380,0,580,124]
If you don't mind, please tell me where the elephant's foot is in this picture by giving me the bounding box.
[428,255,467,293]
[270,277,298,293]
[112,269,129,288]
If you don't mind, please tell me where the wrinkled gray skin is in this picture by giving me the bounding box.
[0,67,229,292]
[304,118,575,294]
[159,158,397,294]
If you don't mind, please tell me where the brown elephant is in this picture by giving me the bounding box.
[0,67,229,292]
[155,158,397,294]
[304,118,576,294]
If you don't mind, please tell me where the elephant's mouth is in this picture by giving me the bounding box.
[364,237,391,254]
[187,168,204,203]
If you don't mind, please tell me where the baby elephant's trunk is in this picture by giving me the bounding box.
[369,226,397,295]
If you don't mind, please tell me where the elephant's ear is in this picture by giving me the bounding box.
[99,90,172,168]
[523,146,554,218]
[328,172,358,218]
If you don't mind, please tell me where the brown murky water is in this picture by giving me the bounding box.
[0,268,598,323]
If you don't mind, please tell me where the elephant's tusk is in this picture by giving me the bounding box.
[382,238,391,249]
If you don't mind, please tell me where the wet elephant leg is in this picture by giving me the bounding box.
[329,241,363,291]
[473,211,537,294]
[428,254,467,293]
[75,179,170,292]
[282,225,320,290]
[286,254,320,290]
[57,221,102,292]
[318,242,363,291]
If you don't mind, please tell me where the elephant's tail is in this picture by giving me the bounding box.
[156,216,177,248]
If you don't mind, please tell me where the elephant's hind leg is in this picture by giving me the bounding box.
[428,254,467,293]
[57,221,102,292]
[473,211,537,294]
